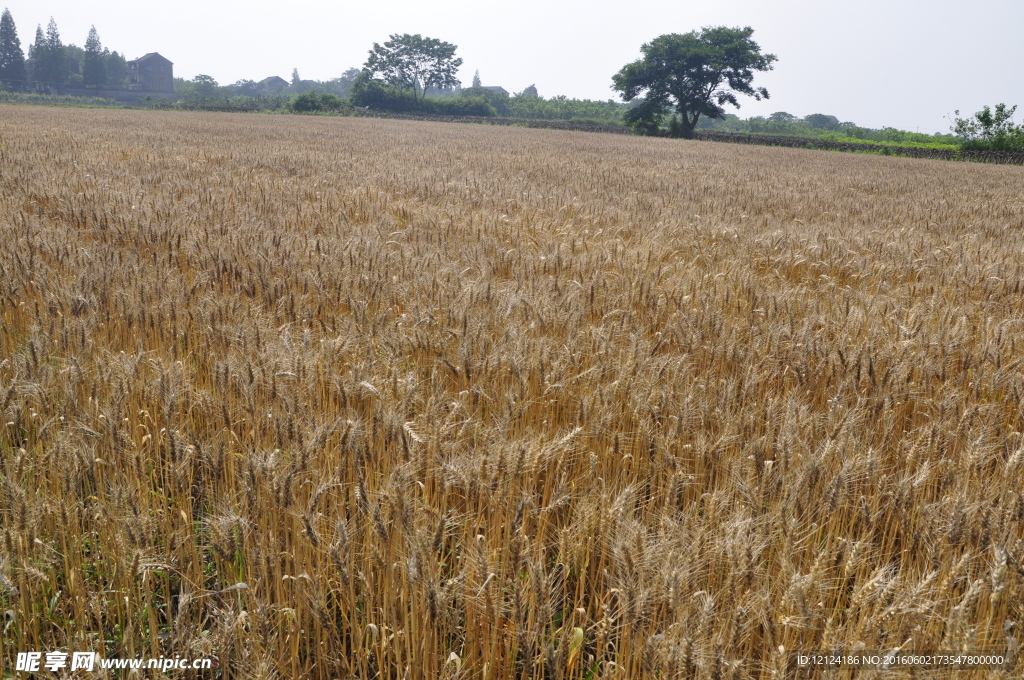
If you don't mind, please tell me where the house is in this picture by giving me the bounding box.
[258,76,289,95]
[126,53,174,93]
[482,86,509,96]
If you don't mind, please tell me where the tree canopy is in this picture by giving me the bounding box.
[612,26,776,137]
[952,103,1024,151]
[27,17,68,87]
[82,26,105,89]
[0,8,27,90]
[26,24,43,82]
[363,33,462,100]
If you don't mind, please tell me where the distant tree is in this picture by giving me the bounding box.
[27,17,68,88]
[233,79,258,96]
[522,83,538,97]
[290,90,323,112]
[363,33,462,100]
[505,91,629,123]
[0,8,27,90]
[768,111,796,123]
[82,26,105,89]
[612,26,776,137]
[291,68,300,85]
[26,24,43,83]
[322,67,362,98]
[173,74,225,105]
[952,103,1024,151]
[472,69,481,88]
[105,49,126,88]
[40,17,68,86]
[319,92,345,110]
[804,113,840,130]
[288,77,319,95]
[190,74,219,97]
[62,43,84,87]
[459,83,509,115]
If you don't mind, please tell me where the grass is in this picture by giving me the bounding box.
[1,106,1023,679]
[0,91,122,107]
[815,133,960,151]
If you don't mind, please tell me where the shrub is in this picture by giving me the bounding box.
[952,103,1024,152]
[432,95,494,117]
[459,85,509,116]
[290,91,324,113]
[350,72,495,117]
[319,93,341,110]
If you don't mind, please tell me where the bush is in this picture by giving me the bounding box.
[350,73,496,117]
[506,93,626,123]
[459,86,509,116]
[288,91,351,114]
[433,96,495,117]
[319,93,345,111]
[290,91,323,112]
[350,73,421,113]
[952,104,1024,152]
[622,99,666,136]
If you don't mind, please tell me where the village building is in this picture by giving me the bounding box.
[126,53,174,93]
[257,76,289,95]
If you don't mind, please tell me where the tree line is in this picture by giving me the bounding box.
[3,13,1018,152]
[145,27,1024,151]
[0,10,128,91]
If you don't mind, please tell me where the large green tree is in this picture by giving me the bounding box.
[44,18,68,85]
[105,49,127,88]
[82,25,105,89]
[0,8,27,90]
[951,103,1024,152]
[63,43,83,84]
[26,24,43,83]
[363,33,462,100]
[28,17,67,87]
[612,26,776,137]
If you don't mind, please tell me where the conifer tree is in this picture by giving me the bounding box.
[44,17,67,84]
[27,24,44,84]
[82,25,105,89]
[0,8,27,90]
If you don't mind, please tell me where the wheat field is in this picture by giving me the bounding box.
[1,107,1023,679]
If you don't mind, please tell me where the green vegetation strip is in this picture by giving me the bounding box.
[692,130,1024,165]
[349,110,1024,165]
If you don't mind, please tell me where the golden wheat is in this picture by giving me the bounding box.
[1,106,1023,679]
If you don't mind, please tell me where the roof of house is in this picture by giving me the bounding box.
[482,85,508,95]
[132,52,173,65]
[259,76,288,85]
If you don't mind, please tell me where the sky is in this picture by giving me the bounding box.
[4,0,1022,134]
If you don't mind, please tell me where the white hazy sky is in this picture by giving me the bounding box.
[4,0,1022,134]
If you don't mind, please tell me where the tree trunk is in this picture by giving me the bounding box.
[682,112,699,139]
[672,108,699,139]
